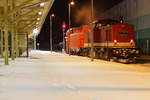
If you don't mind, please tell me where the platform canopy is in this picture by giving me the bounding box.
[0,0,54,37]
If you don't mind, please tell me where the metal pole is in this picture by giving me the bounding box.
[11,0,15,60]
[68,4,71,55]
[90,0,94,61]
[135,0,139,47]
[11,26,15,60]
[0,29,3,57]
[37,43,40,50]
[26,33,29,57]
[50,16,53,52]
[147,40,149,54]
[4,0,9,65]
[62,28,65,53]
[15,26,19,57]
[34,35,36,50]
[4,24,9,65]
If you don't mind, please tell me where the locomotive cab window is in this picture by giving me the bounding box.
[119,31,129,35]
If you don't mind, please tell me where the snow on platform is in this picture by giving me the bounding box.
[0,50,150,100]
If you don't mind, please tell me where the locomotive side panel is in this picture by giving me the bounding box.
[84,31,90,48]
[83,26,90,48]
[65,37,68,51]
[78,33,84,49]
[106,29,112,42]
[70,32,85,53]
[70,34,77,50]
[97,26,113,47]
[93,28,101,43]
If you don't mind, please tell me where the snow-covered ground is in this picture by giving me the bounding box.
[0,50,150,100]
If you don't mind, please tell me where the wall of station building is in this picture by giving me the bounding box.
[102,0,150,54]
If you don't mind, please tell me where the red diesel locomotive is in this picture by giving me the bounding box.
[65,19,140,63]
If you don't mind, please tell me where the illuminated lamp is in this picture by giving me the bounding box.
[38,11,42,15]
[37,18,40,21]
[62,24,66,29]
[33,28,38,34]
[130,39,134,43]
[114,40,117,43]
[40,2,45,7]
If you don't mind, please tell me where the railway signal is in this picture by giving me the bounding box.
[62,22,66,53]
[62,23,66,29]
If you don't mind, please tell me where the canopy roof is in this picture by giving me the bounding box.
[0,0,54,37]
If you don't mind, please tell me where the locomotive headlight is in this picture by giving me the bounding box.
[116,51,119,54]
[114,40,117,43]
[130,50,135,53]
[114,40,117,46]
[113,50,119,54]
[130,39,135,46]
[130,39,134,43]
[136,50,139,54]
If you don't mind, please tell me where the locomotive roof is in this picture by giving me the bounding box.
[95,19,118,26]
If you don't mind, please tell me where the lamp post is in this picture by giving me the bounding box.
[68,1,75,55]
[37,43,40,50]
[34,35,36,50]
[50,14,55,52]
[62,22,66,53]
[33,28,38,50]
[90,0,94,61]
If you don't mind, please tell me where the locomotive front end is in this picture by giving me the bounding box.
[111,23,140,62]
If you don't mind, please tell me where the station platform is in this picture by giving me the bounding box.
[0,50,150,100]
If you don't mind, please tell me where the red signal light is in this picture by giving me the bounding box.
[62,21,67,30]
[62,24,66,29]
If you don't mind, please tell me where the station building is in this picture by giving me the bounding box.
[0,0,54,65]
[102,0,150,54]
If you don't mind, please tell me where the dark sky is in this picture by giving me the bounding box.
[37,0,123,50]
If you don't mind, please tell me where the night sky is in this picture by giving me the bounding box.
[37,0,123,51]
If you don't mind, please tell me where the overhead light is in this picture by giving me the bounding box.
[38,11,42,15]
[33,28,38,34]
[70,1,75,6]
[40,2,45,7]
[51,13,55,17]
[37,18,40,21]
[36,22,39,25]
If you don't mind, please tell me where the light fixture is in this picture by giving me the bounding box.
[33,28,38,34]
[51,13,55,17]
[40,2,45,7]
[130,39,134,43]
[37,18,40,21]
[38,11,42,15]
[36,22,39,25]
[70,1,75,5]
[114,40,117,43]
